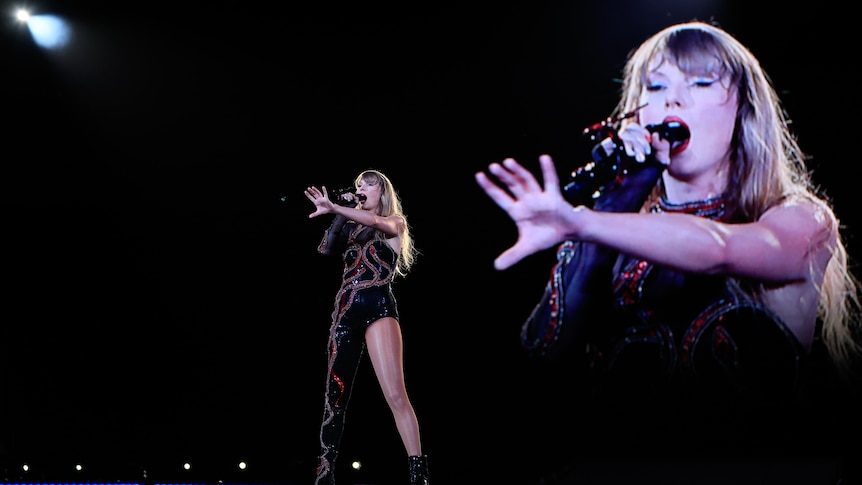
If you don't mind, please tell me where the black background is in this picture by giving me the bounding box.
[3,1,860,484]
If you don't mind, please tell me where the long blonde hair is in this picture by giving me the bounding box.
[354,169,417,278]
[615,21,861,371]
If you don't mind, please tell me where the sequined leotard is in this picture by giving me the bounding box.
[522,192,807,458]
[596,195,803,394]
[315,219,399,485]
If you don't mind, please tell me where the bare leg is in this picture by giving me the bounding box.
[365,317,423,456]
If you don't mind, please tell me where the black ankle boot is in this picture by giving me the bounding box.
[408,455,429,485]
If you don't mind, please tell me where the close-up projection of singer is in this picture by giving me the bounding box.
[475,20,862,484]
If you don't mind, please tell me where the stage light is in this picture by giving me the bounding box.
[13,7,72,49]
[26,14,71,48]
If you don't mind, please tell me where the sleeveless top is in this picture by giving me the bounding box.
[330,222,399,330]
[591,195,805,404]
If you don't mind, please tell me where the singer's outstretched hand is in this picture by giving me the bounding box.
[475,154,582,270]
[304,185,336,218]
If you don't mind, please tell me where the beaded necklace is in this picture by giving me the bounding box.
[650,194,726,220]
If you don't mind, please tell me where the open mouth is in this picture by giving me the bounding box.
[662,117,690,156]
[670,138,689,156]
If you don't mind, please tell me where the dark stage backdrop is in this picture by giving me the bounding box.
[3,1,859,484]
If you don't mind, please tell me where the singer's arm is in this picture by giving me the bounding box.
[329,205,403,238]
[571,203,832,282]
[318,214,349,256]
[476,155,835,284]
[305,185,403,238]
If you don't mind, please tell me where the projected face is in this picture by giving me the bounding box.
[640,58,737,182]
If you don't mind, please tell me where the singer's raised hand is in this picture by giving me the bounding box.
[475,154,578,270]
[304,185,336,218]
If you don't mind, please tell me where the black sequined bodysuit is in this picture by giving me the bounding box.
[584,195,805,456]
[594,195,803,390]
[315,220,399,485]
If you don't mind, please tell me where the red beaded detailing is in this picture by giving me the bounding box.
[679,299,741,370]
[615,195,726,309]
[521,241,576,350]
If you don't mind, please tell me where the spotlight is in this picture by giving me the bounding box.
[15,8,30,22]
[13,8,72,49]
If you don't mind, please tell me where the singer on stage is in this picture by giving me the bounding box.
[304,170,429,485]
[475,20,862,477]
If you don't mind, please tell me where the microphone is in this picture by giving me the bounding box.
[565,121,685,206]
[333,187,358,206]
[333,187,366,206]
[645,121,690,144]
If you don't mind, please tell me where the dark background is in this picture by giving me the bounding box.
[2,1,860,484]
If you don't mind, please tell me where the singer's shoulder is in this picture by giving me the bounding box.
[760,193,838,241]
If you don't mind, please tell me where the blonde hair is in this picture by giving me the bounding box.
[354,169,417,278]
[615,21,861,372]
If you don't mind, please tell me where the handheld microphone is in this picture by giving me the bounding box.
[334,187,358,206]
[645,121,690,144]
[565,119,685,206]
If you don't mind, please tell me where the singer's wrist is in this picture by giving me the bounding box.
[564,205,593,242]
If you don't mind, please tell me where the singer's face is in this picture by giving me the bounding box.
[640,58,737,181]
[356,179,382,212]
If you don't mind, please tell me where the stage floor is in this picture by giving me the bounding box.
[1,455,856,485]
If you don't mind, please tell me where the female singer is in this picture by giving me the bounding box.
[305,169,429,485]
